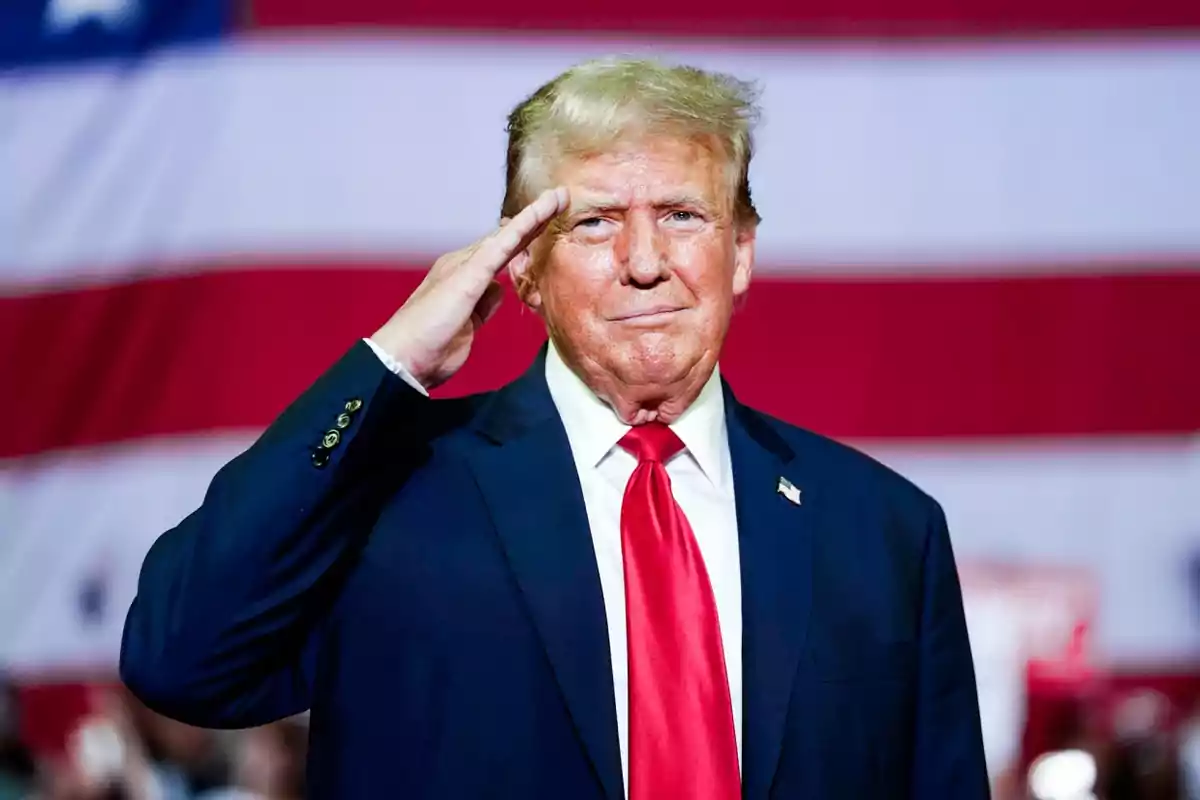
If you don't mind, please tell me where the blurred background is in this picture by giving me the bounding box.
[2,0,1199,797]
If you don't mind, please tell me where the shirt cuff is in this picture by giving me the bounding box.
[363,338,429,397]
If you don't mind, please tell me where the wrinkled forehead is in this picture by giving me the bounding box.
[549,136,733,211]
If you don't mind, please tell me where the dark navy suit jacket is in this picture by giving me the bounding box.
[120,341,989,799]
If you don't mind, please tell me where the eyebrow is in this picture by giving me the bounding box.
[568,194,714,215]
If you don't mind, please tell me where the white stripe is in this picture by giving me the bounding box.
[1,432,1196,672]
[3,36,1199,290]
[867,435,1200,667]
[0,433,255,673]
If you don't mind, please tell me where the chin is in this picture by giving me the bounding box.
[612,334,705,387]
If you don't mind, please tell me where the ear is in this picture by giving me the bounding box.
[731,222,756,299]
[502,216,544,310]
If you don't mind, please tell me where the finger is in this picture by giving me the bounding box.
[481,187,568,272]
[430,240,481,279]
[470,280,505,330]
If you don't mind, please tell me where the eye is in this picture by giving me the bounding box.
[664,209,706,227]
[571,216,615,241]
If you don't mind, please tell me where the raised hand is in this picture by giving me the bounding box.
[370,186,569,390]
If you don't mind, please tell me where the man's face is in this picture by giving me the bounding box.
[519,136,755,408]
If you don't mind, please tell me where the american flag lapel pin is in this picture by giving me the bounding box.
[777,477,802,506]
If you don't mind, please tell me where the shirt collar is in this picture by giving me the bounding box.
[544,338,731,493]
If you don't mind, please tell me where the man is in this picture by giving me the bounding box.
[120,58,989,798]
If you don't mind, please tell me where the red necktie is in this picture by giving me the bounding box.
[618,423,740,800]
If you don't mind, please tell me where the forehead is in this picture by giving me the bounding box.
[551,137,727,205]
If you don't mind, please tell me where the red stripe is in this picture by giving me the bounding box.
[248,0,1200,38]
[3,265,1198,459]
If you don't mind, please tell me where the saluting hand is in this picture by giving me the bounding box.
[370,187,569,390]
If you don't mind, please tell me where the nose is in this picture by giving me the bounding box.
[615,211,670,287]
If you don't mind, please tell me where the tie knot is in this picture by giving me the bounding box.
[618,422,685,464]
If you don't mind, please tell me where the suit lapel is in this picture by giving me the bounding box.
[724,387,815,800]
[462,352,624,800]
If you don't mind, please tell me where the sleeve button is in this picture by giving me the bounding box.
[311,448,330,468]
[345,399,363,413]
[322,430,341,448]
[335,413,352,429]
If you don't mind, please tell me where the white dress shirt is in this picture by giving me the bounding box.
[365,337,743,794]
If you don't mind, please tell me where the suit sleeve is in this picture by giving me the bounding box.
[120,341,429,729]
[909,499,992,799]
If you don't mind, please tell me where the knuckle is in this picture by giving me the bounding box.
[432,252,459,270]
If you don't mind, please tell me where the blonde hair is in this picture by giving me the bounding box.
[502,57,762,227]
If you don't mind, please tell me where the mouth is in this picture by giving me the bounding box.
[610,306,687,326]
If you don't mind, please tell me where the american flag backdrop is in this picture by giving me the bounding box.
[2,0,1199,774]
